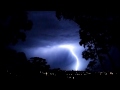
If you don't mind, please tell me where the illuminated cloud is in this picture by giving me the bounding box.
[59,44,80,71]
[11,11,90,71]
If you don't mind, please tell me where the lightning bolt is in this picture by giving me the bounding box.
[59,45,79,71]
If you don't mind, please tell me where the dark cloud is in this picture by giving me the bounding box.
[11,11,89,70]
[10,11,120,71]
[13,11,80,49]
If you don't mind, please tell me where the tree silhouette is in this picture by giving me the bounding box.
[56,10,120,71]
[29,57,50,71]
[2,49,53,80]
[0,11,33,48]
[85,60,103,72]
[52,68,61,71]
[0,11,33,80]
[27,57,51,80]
[1,48,30,80]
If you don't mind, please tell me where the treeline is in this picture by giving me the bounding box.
[1,48,62,80]
[56,8,120,72]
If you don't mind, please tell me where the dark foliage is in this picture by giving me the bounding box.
[0,11,63,81]
[56,8,120,71]
[1,9,120,81]
[0,11,33,47]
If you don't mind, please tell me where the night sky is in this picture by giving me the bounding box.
[11,11,90,71]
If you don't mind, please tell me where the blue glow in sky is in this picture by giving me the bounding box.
[58,44,80,71]
[11,11,90,71]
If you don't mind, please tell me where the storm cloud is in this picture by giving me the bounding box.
[11,11,89,70]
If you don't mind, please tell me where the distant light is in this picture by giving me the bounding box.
[45,72,48,76]
[105,73,107,75]
[110,72,113,75]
